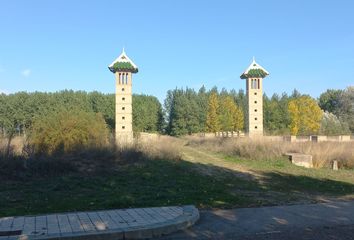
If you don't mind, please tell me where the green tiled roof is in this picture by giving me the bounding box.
[109,62,138,73]
[240,68,268,79]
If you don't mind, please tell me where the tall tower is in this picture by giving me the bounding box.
[108,49,138,145]
[240,58,269,136]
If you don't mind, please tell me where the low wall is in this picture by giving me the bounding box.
[190,133,353,143]
[136,132,160,143]
[284,135,353,143]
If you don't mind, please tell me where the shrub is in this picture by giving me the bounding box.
[29,108,109,155]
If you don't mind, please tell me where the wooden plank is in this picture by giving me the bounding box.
[107,210,129,229]
[46,215,60,235]
[87,212,106,231]
[125,209,145,224]
[22,217,35,235]
[0,217,14,232]
[134,208,159,224]
[116,210,136,224]
[144,208,166,222]
[141,208,161,223]
[66,214,81,233]
[168,207,183,216]
[57,214,72,234]
[35,216,47,236]
[77,212,96,232]
[11,217,24,232]
[97,211,119,230]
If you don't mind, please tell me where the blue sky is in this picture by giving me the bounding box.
[0,0,353,102]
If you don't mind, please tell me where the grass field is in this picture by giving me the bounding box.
[1,137,354,217]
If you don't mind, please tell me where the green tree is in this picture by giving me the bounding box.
[318,89,343,113]
[336,87,354,133]
[197,86,209,132]
[0,93,30,157]
[133,95,163,133]
[264,93,290,134]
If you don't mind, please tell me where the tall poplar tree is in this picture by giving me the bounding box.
[206,92,220,133]
[288,96,323,135]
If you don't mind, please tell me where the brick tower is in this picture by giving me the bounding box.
[109,49,138,145]
[240,58,269,136]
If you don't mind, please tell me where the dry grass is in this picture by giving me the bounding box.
[185,136,354,169]
[0,136,24,156]
[0,135,183,179]
[136,135,182,161]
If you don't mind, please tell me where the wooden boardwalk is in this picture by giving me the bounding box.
[0,206,199,239]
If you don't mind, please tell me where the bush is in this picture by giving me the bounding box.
[29,108,109,155]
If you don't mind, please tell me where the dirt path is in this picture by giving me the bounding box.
[179,142,354,205]
[180,144,262,181]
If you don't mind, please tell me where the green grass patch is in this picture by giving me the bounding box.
[0,159,257,217]
[223,155,354,196]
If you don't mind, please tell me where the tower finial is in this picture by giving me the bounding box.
[122,47,125,54]
[253,56,255,62]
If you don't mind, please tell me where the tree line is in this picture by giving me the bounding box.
[0,86,353,141]
[0,90,163,139]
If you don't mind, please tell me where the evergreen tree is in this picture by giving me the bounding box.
[133,95,164,133]
[197,86,209,132]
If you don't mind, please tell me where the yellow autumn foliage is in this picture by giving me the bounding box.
[288,96,323,135]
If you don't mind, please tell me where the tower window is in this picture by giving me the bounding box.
[255,126,258,129]
[254,101,257,104]
[122,107,125,110]
[122,88,125,91]
[255,117,258,120]
[254,109,257,112]
[122,97,125,101]
[122,116,125,120]
[251,79,260,89]
[122,126,125,129]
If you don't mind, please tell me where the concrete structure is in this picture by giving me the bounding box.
[286,153,314,168]
[109,49,138,145]
[283,135,353,143]
[0,206,199,240]
[240,58,269,137]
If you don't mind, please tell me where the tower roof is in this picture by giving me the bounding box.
[108,49,138,73]
[240,57,269,79]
